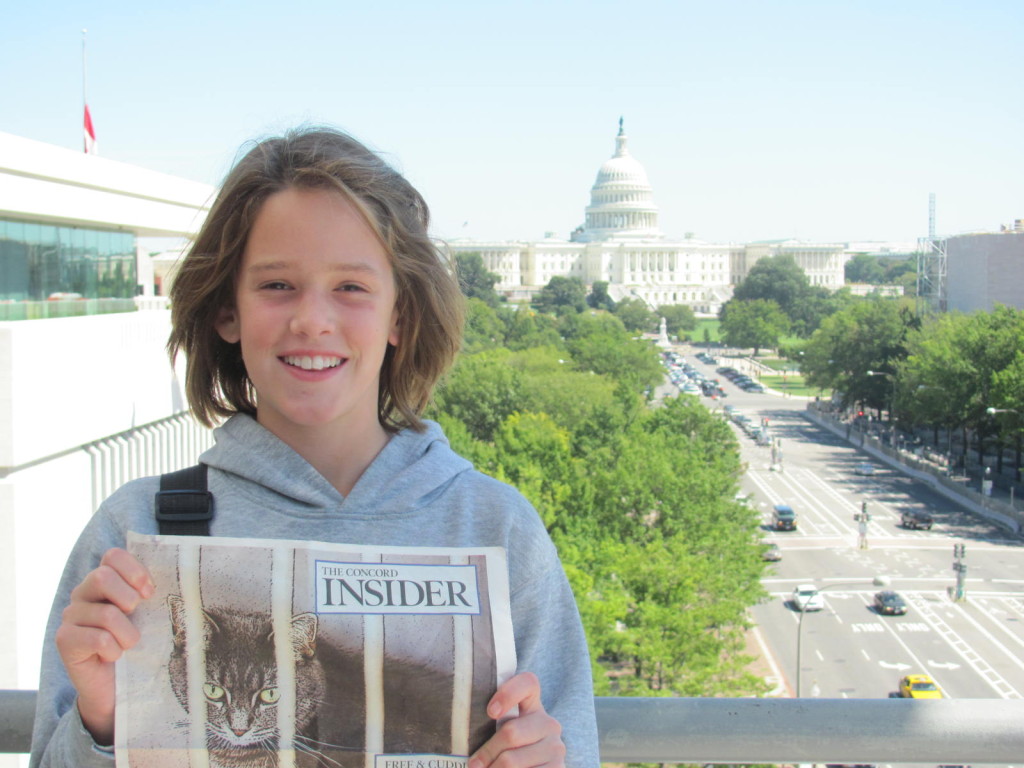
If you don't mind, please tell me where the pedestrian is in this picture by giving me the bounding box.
[30,127,598,768]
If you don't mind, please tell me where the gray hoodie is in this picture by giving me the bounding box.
[30,414,599,768]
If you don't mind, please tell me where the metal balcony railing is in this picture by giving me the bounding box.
[4,690,1024,764]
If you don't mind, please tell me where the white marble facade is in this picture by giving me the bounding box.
[448,121,848,314]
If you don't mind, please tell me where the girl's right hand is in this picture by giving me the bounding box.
[54,547,154,746]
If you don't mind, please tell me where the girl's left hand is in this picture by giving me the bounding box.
[469,672,566,768]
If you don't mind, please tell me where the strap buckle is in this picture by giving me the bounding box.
[155,489,214,523]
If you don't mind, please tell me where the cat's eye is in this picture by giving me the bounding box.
[203,683,226,701]
[259,687,280,705]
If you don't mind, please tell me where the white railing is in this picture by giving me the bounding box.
[83,412,214,511]
[4,692,1023,763]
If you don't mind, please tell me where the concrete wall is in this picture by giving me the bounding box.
[0,310,212,691]
[0,311,186,469]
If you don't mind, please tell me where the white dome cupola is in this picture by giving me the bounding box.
[576,118,662,242]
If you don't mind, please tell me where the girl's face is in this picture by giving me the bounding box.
[216,186,399,442]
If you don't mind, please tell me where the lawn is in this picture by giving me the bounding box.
[759,374,830,398]
[690,318,722,343]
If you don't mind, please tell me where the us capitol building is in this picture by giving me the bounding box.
[448,120,849,314]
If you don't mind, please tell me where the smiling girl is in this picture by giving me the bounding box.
[30,128,598,768]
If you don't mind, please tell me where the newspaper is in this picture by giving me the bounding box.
[115,531,516,768]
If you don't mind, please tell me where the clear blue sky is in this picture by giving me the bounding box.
[4,1,1022,246]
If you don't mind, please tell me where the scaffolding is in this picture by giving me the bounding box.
[916,192,947,315]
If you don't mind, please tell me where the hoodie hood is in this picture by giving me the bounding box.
[199,414,473,518]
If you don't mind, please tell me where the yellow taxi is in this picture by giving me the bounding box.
[898,673,943,699]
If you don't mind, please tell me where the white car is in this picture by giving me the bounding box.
[791,584,825,612]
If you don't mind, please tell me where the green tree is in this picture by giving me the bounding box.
[564,324,663,393]
[844,253,886,284]
[719,299,790,356]
[431,348,523,441]
[431,329,770,701]
[899,305,1024,467]
[733,254,808,319]
[791,284,845,338]
[586,280,616,312]
[533,276,586,315]
[507,346,619,437]
[734,253,848,336]
[656,303,697,337]
[491,412,577,529]
[455,252,501,307]
[801,298,917,411]
[462,297,506,354]
[503,307,563,351]
[554,398,767,696]
[613,297,657,333]
[990,350,1024,479]
[883,257,918,286]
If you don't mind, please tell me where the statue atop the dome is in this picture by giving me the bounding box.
[618,116,624,135]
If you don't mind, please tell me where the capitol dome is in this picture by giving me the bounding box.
[575,119,662,242]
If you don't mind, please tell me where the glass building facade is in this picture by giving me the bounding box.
[0,218,136,300]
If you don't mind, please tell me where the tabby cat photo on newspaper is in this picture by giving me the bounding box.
[115,533,514,768]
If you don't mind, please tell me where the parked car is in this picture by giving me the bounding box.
[772,504,797,531]
[791,584,824,611]
[898,674,943,699]
[901,510,934,530]
[873,590,908,615]
[762,542,782,562]
[854,462,876,476]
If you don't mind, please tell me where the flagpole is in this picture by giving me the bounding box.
[81,29,97,155]
[82,28,87,133]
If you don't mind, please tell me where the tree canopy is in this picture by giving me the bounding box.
[732,254,808,319]
[533,276,587,315]
[429,301,770,699]
[732,253,848,336]
[657,303,698,337]
[613,297,657,333]
[586,280,616,312]
[799,298,918,411]
[719,299,790,356]
[455,252,502,307]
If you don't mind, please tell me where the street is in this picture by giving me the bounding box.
[676,351,1024,768]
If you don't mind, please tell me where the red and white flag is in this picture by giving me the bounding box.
[83,104,98,155]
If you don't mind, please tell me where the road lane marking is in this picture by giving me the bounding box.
[907,594,1022,699]
[749,622,788,697]
[970,598,1024,652]
[880,661,911,670]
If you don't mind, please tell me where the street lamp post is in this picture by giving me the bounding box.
[795,576,889,698]
[986,407,1022,496]
[867,371,897,448]
[917,385,955,471]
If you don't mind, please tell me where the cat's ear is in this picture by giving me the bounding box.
[167,594,219,649]
[167,595,188,649]
[289,613,319,659]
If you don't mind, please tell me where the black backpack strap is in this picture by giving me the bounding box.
[156,464,213,536]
